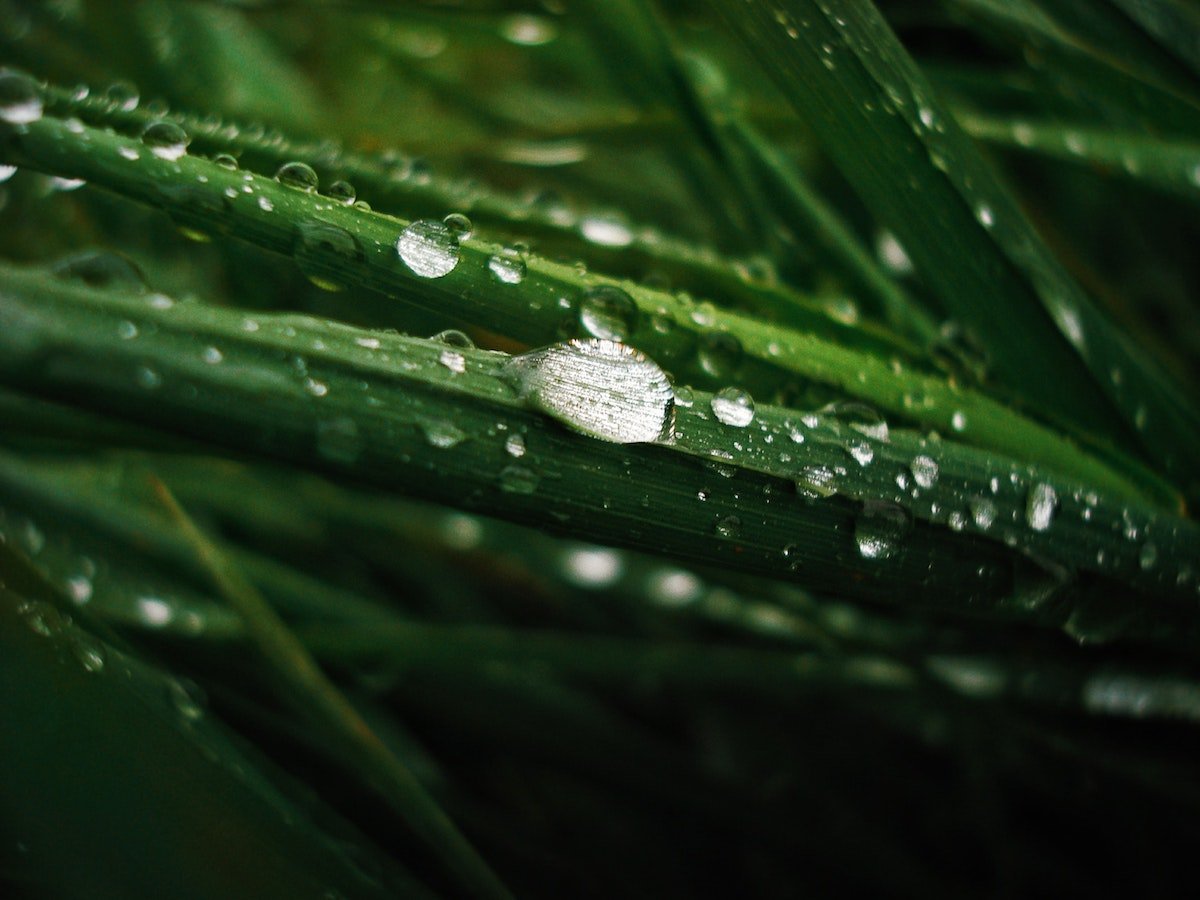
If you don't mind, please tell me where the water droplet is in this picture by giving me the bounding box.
[562,547,622,587]
[116,320,139,340]
[488,248,527,284]
[876,230,913,275]
[951,410,967,432]
[848,440,874,466]
[17,600,66,637]
[499,465,539,494]
[580,213,633,247]
[213,153,238,170]
[697,331,743,377]
[136,596,174,627]
[305,377,329,397]
[433,329,474,348]
[275,160,319,192]
[140,120,189,160]
[137,367,162,390]
[327,180,356,204]
[975,204,994,228]
[504,339,674,444]
[439,349,466,373]
[441,212,473,239]
[854,502,909,560]
[910,455,938,488]
[105,80,139,112]
[504,433,527,457]
[0,69,43,125]
[294,221,362,291]
[579,285,638,341]
[258,195,274,212]
[202,346,223,364]
[714,514,741,538]
[66,574,93,604]
[397,219,460,278]
[0,164,16,183]
[52,250,148,293]
[167,678,205,722]
[70,637,106,674]
[1025,482,1057,531]
[969,496,997,530]
[1139,542,1158,571]
[423,421,466,448]
[673,385,695,407]
[501,13,557,45]
[796,465,837,499]
[710,387,755,427]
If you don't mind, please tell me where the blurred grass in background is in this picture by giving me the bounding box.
[2,0,1200,897]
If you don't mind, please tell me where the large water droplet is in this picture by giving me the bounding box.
[0,69,43,125]
[442,212,473,239]
[1025,482,1057,531]
[504,339,674,444]
[275,160,319,192]
[710,386,755,427]
[854,502,910,560]
[397,219,460,278]
[579,285,638,341]
[327,180,356,204]
[140,120,189,160]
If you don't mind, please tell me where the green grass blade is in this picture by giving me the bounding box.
[1,109,1171,505]
[1,264,1196,636]
[703,0,1200,489]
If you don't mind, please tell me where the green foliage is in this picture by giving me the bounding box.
[1,1,1199,897]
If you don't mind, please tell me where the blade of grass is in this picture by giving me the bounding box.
[0,265,1196,636]
[150,479,514,900]
[1,109,1173,506]
[703,0,1200,491]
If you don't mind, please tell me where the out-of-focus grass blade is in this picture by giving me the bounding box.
[703,0,1200,494]
[961,112,1200,197]
[0,574,432,900]
[1105,0,1200,83]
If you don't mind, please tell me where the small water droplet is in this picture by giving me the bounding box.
[304,377,329,397]
[397,219,460,278]
[562,546,622,587]
[714,514,741,538]
[105,80,139,112]
[579,285,638,341]
[504,339,674,444]
[202,345,223,364]
[1138,542,1158,571]
[213,153,238,170]
[327,180,356,204]
[975,204,994,228]
[423,421,466,448]
[910,455,938,488]
[0,69,43,125]
[275,161,319,192]
[136,596,174,627]
[796,465,837,499]
[70,637,107,674]
[501,13,557,45]
[167,678,205,722]
[505,433,527,457]
[1025,482,1057,531]
[442,212,473,239]
[499,465,539,494]
[140,120,189,160]
[488,248,527,284]
[710,387,755,427]
[848,440,874,467]
[433,329,475,348]
[580,213,633,247]
[969,496,997,530]
[137,367,162,390]
[294,221,362,291]
[854,502,909,560]
[697,331,743,377]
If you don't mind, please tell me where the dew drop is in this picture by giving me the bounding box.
[796,465,837,499]
[167,678,205,722]
[397,219,460,278]
[433,329,475,348]
[294,221,362,291]
[423,421,466,448]
[910,455,939,488]
[969,496,997,530]
[499,465,538,494]
[697,331,743,377]
[505,433,527,457]
[442,212,473,239]
[213,153,238,170]
[579,285,638,341]
[504,339,674,444]
[975,204,995,228]
[439,349,466,374]
[854,502,910,560]
[1025,482,1057,531]
[580,213,633,247]
[202,346,223,364]
[275,160,319,192]
[0,69,43,125]
[714,514,741,538]
[327,180,356,204]
[140,120,189,160]
[71,637,107,674]
[488,248,527,284]
[105,80,139,111]
[848,440,874,467]
[710,387,755,427]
